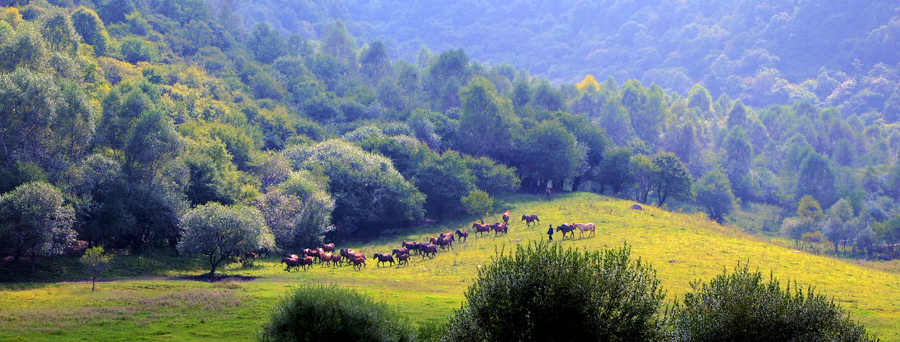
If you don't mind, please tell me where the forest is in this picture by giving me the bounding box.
[1,0,900,271]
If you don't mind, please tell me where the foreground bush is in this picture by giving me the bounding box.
[447,242,665,341]
[668,264,876,341]
[260,285,416,342]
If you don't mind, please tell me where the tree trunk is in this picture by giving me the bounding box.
[571,177,582,192]
[30,251,36,273]
[91,276,96,292]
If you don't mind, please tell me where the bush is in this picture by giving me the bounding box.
[447,242,665,341]
[260,285,416,342]
[667,264,876,342]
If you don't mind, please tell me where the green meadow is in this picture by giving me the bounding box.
[2,192,899,341]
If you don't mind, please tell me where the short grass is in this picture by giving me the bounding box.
[2,192,899,341]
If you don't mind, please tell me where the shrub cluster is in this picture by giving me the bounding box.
[260,285,416,342]
[446,242,665,341]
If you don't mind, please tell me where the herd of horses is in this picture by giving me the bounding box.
[279,210,597,272]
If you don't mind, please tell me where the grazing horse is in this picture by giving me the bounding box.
[472,222,492,237]
[396,253,410,266]
[556,224,576,239]
[502,210,510,224]
[321,243,335,252]
[373,253,395,267]
[455,229,469,242]
[420,244,437,258]
[522,214,540,227]
[573,223,596,238]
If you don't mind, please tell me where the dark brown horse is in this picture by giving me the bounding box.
[331,254,343,267]
[420,244,437,258]
[349,255,366,270]
[281,255,301,272]
[439,232,455,242]
[321,243,335,252]
[556,224,576,239]
[502,210,510,224]
[373,253,395,267]
[522,214,540,227]
[455,229,469,242]
[472,222,492,237]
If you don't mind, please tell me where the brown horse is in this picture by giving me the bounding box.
[299,256,314,270]
[373,253,395,267]
[321,243,335,252]
[439,232,455,242]
[420,244,437,258]
[396,253,410,266]
[573,223,596,238]
[281,255,301,272]
[556,224,576,239]
[522,214,540,227]
[491,222,508,236]
[331,254,343,267]
[349,255,366,270]
[437,236,453,249]
[472,222,492,237]
[455,229,469,242]
[502,210,510,224]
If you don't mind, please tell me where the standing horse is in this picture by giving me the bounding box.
[472,222,492,237]
[502,210,510,224]
[556,224,576,239]
[522,214,540,227]
[573,223,596,238]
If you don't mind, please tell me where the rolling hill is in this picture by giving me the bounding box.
[1,192,898,341]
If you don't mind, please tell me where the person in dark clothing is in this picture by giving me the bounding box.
[547,224,554,241]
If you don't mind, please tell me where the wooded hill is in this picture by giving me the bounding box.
[0,0,899,269]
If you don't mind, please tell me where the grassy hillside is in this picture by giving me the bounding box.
[1,192,898,341]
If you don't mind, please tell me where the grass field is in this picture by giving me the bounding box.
[2,192,899,341]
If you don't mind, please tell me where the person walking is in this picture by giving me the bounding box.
[547,224,554,242]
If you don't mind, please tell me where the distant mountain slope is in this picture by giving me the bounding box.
[239,0,900,98]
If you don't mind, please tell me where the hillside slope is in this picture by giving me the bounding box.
[1,193,898,341]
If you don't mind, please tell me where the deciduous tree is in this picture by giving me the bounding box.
[177,202,273,276]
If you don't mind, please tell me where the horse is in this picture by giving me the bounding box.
[556,224,576,239]
[545,188,551,200]
[305,248,321,263]
[420,244,437,258]
[373,253,395,267]
[522,214,540,227]
[402,241,419,255]
[491,222,508,236]
[320,251,333,267]
[349,255,366,270]
[396,253,409,266]
[300,256,314,270]
[573,223,596,238]
[321,243,335,252]
[439,232,455,242]
[472,222,492,237]
[392,247,409,257]
[331,254,343,267]
[502,210,510,224]
[455,229,469,242]
[429,236,438,244]
[281,255,301,272]
[437,236,453,250]
[340,248,356,259]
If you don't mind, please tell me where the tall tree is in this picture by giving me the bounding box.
[653,152,694,206]
[797,152,837,208]
[519,120,581,188]
[696,169,735,223]
[458,76,521,163]
[723,126,753,200]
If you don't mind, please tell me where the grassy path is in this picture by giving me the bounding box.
[1,192,899,341]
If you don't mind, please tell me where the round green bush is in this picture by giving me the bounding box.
[260,285,415,342]
[447,242,665,341]
[668,264,876,341]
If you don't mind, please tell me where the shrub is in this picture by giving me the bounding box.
[667,264,876,342]
[447,242,665,341]
[259,285,415,342]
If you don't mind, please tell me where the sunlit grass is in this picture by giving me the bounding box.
[1,192,898,341]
